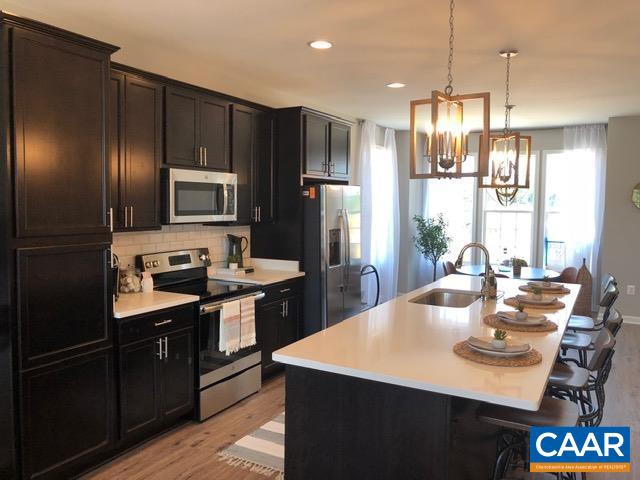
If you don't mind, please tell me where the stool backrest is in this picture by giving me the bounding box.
[443,261,457,276]
[600,273,616,297]
[588,328,616,372]
[600,282,619,321]
[556,267,578,283]
[605,308,623,336]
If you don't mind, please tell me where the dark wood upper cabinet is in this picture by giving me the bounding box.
[329,122,350,179]
[304,114,330,176]
[17,243,112,369]
[21,348,115,480]
[11,26,115,238]
[231,104,273,224]
[165,86,230,171]
[110,69,162,231]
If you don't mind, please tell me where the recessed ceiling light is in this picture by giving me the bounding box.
[308,40,333,50]
[386,82,406,88]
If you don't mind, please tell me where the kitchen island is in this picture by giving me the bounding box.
[273,274,580,479]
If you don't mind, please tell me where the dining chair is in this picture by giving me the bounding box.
[552,266,578,283]
[442,261,457,276]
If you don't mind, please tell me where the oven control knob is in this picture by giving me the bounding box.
[145,261,152,269]
[199,254,209,262]
[152,260,159,267]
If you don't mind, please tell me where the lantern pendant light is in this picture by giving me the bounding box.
[479,50,532,206]
[410,0,490,179]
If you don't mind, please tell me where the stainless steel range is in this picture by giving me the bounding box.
[137,248,264,421]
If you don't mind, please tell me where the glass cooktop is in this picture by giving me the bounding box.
[156,278,258,304]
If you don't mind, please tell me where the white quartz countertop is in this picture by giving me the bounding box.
[207,269,305,286]
[114,291,199,319]
[273,274,580,411]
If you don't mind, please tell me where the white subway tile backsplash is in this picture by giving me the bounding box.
[112,225,251,269]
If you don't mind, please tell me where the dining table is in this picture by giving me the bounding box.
[457,264,559,281]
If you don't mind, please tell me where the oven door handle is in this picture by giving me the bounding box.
[200,291,265,314]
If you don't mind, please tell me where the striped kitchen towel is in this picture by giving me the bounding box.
[219,299,241,355]
[240,295,257,349]
[218,412,285,479]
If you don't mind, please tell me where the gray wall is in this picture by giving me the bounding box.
[601,116,640,318]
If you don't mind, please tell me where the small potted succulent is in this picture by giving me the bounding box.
[227,254,239,270]
[515,302,528,321]
[511,258,527,277]
[492,329,508,349]
[531,285,543,301]
[542,275,551,288]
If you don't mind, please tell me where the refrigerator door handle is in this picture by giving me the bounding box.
[341,208,351,290]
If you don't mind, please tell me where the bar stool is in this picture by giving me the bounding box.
[561,307,623,367]
[548,329,616,427]
[567,278,618,332]
[477,397,579,480]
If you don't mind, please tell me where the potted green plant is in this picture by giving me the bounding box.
[515,302,528,321]
[413,214,451,282]
[531,285,543,301]
[542,275,551,287]
[492,329,508,349]
[511,257,527,276]
[227,254,239,270]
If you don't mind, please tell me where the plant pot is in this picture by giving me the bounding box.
[229,262,238,270]
[513,265,522,276]
[492,339,507,350]
[515,311,528,321]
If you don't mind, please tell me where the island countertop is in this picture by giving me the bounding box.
[273,274,579,411]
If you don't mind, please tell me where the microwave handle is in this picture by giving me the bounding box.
[223,184,229,215]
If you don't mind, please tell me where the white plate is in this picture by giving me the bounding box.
[528,281,564,290]
[467,341,533,357]
[497,313,547,326]
[516,294,558,305]
[520,285,569,294]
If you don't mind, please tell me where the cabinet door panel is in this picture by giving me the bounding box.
[120,339,161,438]
[330,122,350,178]
[232,105,255,224]
[258,301,283,377]
[17,243,112,369]
[162,329,194,418]
[109,73,125,229]
[12,27,109,237]
[125,76,162,229]
[165,87,199,167]
[255,112,274,223]
[200,96,230,171]
[21,349,114,480]
[303,114,329,176]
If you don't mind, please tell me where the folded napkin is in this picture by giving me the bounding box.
[239,295,257,349]
[467,336,530,353]
[527,281,563,290]
[496,311,546,322]
[219,300,241,355]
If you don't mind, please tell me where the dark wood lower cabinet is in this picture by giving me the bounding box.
[118,325,194,445]
[21,348,115,480]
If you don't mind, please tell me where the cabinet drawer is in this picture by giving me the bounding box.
[118,304,196,345]
[259,278,303,304]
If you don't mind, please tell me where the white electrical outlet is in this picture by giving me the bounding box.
[627,285,636,296]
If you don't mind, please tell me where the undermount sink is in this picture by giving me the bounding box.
[408,289,482,308]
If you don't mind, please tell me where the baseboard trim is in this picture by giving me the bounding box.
[623,315,640,325]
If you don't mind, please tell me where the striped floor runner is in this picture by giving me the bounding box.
[218,412,285,479]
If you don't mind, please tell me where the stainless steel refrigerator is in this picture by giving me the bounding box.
[302,184,362,336]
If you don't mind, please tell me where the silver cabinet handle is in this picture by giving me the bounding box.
[198,146,203,166]
[108,207,113,232]
[130,206,134,228]
[258,206,261,222]
[330,163,335,175]
[154,319,173,327]
[156,338,163,359]
[204,146,207,167]
[163,336,168,360]
[279,288,291,293]
[252,206,257,222]
[281,301,286,318]
[285,300,289,317]
[124,205,128,228]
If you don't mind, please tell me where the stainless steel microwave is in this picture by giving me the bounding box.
[164,168,237,224]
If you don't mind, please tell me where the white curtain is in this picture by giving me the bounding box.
[358,121,400,305]
[562,124,607,306]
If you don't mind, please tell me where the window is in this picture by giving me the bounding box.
[369,145,395,264]
[425,157,476,262]
[480,155,537,265]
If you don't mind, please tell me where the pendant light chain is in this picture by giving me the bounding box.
[445,0,455,95]
[504,53,512,134]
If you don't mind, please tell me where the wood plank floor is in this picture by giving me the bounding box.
[84,325,638,480]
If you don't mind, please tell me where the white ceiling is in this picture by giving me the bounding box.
[3,0,640,130]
